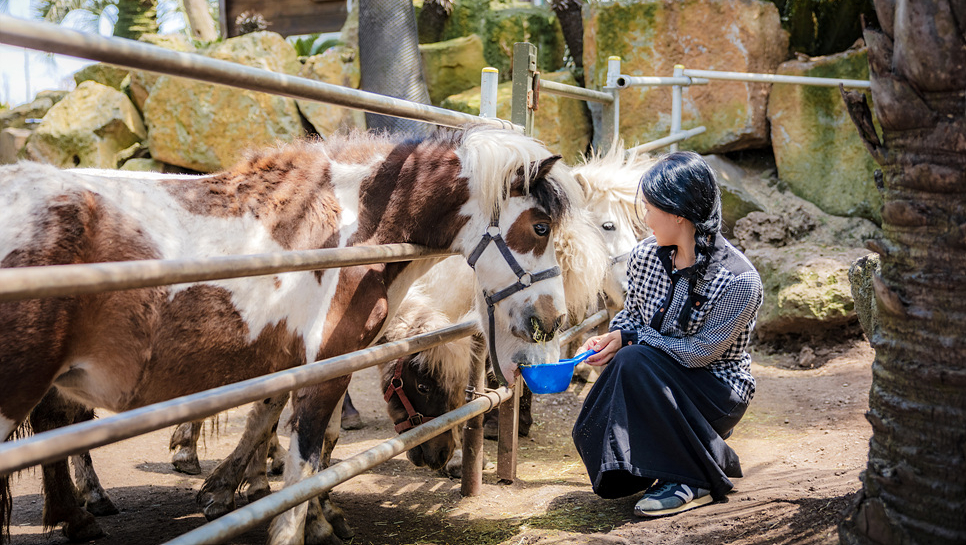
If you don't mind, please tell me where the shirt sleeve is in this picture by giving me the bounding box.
[637,271,763,368]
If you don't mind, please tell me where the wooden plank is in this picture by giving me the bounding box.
[224,0,348,38]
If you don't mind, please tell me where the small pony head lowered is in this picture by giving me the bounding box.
[378,288,475,470]
[453,126,577,383]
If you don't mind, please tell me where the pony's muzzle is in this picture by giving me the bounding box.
[513,305,566,343]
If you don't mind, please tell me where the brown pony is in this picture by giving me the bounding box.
[0,124,580,544]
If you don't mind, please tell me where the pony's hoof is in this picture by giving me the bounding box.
[198,491,235,521]
[246,485,272,503]
[340,412,363,430]
[63,512,104,542]
[173,453,202,475]
[84,496,119,516]
[269,457,285,476]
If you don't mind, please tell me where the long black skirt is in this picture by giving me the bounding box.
[572,344,748,500]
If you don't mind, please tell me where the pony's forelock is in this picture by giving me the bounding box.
[574,142,657,236]
[457,125,580,223]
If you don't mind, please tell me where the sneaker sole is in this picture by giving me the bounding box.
[634,494,713,518]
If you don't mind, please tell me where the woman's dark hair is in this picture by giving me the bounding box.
[638,150,722,279]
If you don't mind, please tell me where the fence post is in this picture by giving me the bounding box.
[479,67,499,118]
[670,64,683,152]
[511,42,537,136]
[601,55,622,154]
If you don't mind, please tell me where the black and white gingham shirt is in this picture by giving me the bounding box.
[610,235,763,403]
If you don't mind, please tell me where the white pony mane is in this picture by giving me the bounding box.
[381,286,474,394]
[555,204,610,321]
[572,142,657,239]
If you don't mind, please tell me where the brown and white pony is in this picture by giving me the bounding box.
[0,124,580,544]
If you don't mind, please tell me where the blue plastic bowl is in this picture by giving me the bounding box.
[519,350,595,394]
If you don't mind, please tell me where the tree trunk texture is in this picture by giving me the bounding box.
[182,0,218,42]
[839,1,966,544]
[417,0,452,44]
[551,0,584,86]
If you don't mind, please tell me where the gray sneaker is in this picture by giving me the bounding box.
[634,481,712,517]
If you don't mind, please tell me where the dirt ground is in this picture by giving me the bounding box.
[8,337,874,545]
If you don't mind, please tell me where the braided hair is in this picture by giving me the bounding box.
[638,151,722,324]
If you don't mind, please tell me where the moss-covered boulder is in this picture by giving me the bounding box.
[73,63,130,90]
[747,242,869,338]
[420,34,489,105]
[143,31,304,172]
[584,0,788,153]
[119,157,169,172]
[438,0,565,81]
[296,46,365,137]
[767,47,881,223]
[441,70,591,163]
[24,81,146,169]
[0,90,69,131]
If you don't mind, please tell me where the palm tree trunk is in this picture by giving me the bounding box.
[114,0,158,40]
[838,1,966,544]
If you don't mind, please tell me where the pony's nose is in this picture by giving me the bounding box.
[526,311,566,343]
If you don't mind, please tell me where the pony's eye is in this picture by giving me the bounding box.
[417,383,431,394]
[533,222,550,237]
[602,221,616,231]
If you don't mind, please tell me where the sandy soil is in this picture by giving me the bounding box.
[7,338,874,545]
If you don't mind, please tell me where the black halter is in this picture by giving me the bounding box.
[465,214,561,386]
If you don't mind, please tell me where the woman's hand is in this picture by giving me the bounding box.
[577,330,623,366]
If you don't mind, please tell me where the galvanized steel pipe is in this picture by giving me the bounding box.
[0,320,477,475]
[0,16,522,131]
[681,68,870,88]
[163,386,512,545]
[614,75,709,88]
[558,309,609,345]
[480,67,499,117]
[628,126,708,154]
[0,244,454,302]
[538,79,614,104]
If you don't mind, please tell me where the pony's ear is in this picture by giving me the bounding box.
[573,172,592,198]
[531,155,562,181]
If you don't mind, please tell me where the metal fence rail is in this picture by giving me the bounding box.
[0,320,478,475]
[681,68,871,88]
[0,15,520,132]
[0,244,454,302]
[165,386,514,545]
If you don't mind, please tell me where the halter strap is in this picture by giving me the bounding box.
[384,360,433,433]
[466,215,561,386]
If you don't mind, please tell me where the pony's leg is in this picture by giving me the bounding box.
[198,394,288,521]
[241,437,272,502]
[170,420,203,475]
[320,393,343,469]
[29,390,103,541]
[268,378,351,545]
[340,393,363,430]
[267,428,287,475]
[518,384,533,437]
[70,451,118,516]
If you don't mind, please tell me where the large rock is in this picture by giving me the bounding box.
[143,31,304,172]
[0,128,32,165]
[0,90,69,130]
[767,46,881,223]
[129,34,198,112]
[73,63,130,90]
[584,0,789,153]
[24,81,146,169]
[438,0,565,81]
[420,34,488,105]
[296,46,365,137]
[702,155,765,240]
[441,70,591,164]
[722,154,879,339]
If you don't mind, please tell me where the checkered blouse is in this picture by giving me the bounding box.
[610,235,763,403]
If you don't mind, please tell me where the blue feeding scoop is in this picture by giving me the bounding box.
[519,350,596,394]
